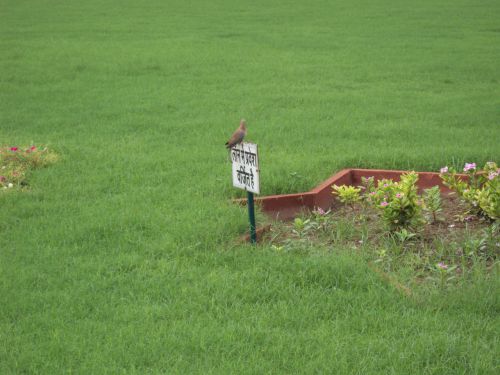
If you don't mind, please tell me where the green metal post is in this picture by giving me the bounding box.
[247,191,257,244]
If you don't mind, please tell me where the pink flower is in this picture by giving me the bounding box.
[0,176,5,182]
[437,262,448,270]
[440,166,448,174]
[369,191,376,196]
[30,145,36,151]
[316,207,326,215]
[380,201,388,207]
[463,162,476,172]
[488,172,498,180]
[395,193,403,198]
[383,184,388,188]
[10,147,18,152]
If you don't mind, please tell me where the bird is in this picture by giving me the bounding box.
[225,119,247,148]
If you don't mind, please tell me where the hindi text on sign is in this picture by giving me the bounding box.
[231,142,259,195]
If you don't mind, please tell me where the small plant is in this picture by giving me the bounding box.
[374,248,388,263]
[477,223,499,260]
[434,262,457,288]
[373,248,395,272]
[271,244,284,252]
[362,178,388,205]
[360,176,375,193]
[292,217,316,237]
[422,186,442,223]
[440,161,499,221]
[367,172,423,231]
[311,207,331,231]
[392,228,417,244]
[332,184,361,208]
[336,173,425,231]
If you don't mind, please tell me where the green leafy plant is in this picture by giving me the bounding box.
[373,248,397,273]
[363,178,394,207]
[434,262,457,288]
[311,207,331,231]
[360,176,375,194]
[366,172,423,231]
[292,217,316,237]
[476,223,499,260]
[392,228,417,244]
[271,244,284,252]
[440,162,499,220]
[422,186,442,223]
[332,184,361,208]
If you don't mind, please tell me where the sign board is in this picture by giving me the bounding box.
[230,142,260,194]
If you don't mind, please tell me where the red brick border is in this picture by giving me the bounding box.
[236,168,464,220]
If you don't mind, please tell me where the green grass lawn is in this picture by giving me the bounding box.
[1,0,499,373]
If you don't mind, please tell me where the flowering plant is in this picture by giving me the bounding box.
[335,172,424,231]
[310,207,332,232]
[363,172,423,231]
[440,161,499,220]
[0,144,58,189]
[377,172,423,230]
[434,261,457,288]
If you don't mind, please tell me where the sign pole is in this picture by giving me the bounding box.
[230,142,260,245]
[247,191,257,244]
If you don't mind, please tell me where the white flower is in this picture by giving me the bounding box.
[8,183,13,188]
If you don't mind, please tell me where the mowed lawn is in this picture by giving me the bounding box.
[1,0,499,373]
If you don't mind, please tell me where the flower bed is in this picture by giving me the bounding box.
[0,145,58,190]
[265,192,497,285]
[253,162,499,287]
[240,168,461,220]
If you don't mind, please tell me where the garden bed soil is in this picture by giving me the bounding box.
[267,192,495,250]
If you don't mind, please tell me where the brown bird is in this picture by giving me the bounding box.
[225,119,247,148]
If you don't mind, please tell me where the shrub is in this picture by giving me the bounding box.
[332,184,361,208]
[440,161,499,221]
[374,172,423,231]
[335,172,424,231]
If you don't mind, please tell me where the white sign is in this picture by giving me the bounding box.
[230,142,260,194]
